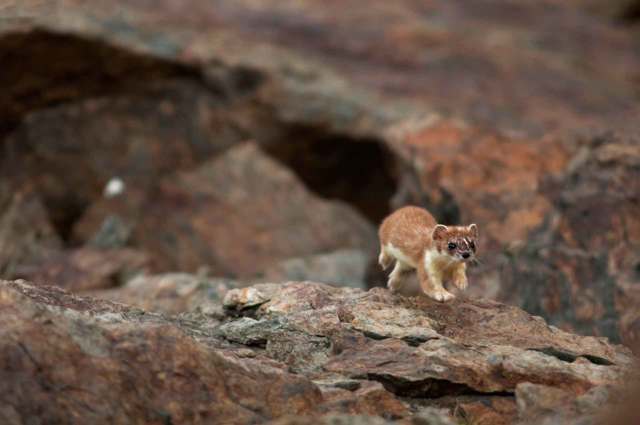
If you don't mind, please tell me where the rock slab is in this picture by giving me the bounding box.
[1,279,633,424]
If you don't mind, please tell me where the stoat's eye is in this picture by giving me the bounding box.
[470,241,476,251]
[448,242,457,250]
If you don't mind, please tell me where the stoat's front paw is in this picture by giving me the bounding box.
[453,276,468,291]
[429,288,455,302]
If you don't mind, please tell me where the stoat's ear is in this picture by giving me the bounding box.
[468,223,478,238]
[432,224,448,240]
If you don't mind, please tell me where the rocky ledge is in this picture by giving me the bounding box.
[0,278,635,424]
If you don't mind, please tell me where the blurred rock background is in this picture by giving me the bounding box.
[0,0,640,425]
[2,0,640,350]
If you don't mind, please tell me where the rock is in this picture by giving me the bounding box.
[516,383,582,421]
[218,315,333,374]
[219,317,276,346]
[453,396,518,425]
[514,382,627,425]
[267,414,391,425]
[401,394,516,425]
[315,381,408,419]
[221,281,632,422]
[262,249,370,289]
[4,0,640,139]
[12,247,152,292]
[386,117,570,252]
[326,337,623,396]
[500,134,640,348]
[0,279,322,424]
[1,279,634,424]
[578,0,640,22]
[383,116,572,302]
[224,283,283,311]
[1,81,244,239]
[0,187,62,277]
[88,215,133,249]
[93,273,237,317]
[409,408,457,425]
[387,120,640,350]
[0,0,638,337]
[0,8,640,423]
[347,302,440,345]
[74,143,377,277]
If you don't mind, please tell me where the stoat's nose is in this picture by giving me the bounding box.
[462,252,470,259]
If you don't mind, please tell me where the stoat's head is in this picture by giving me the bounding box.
[432,223,478,262]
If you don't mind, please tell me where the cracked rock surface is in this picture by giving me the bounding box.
[1,1,640,349]
[1,279,634,424]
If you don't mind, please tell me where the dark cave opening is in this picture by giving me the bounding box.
[618,0,640,24]
[263,125,399,226]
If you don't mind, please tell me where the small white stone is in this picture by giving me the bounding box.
[104,177,125,198]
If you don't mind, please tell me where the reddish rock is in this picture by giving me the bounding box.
[0,279,322,424]
[500,135,640,347]
[5,0,640,138]
[457,396,518,425]
[386,116,571,251]
[1,278,635,424]
[202,0,640,137]
[74,143,377,277]
[316,381,408,419]
[223,281,634,423]
[3,1,640,239]
[386,119,640,349]
[0,0,638,382]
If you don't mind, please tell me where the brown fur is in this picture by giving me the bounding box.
[378,206,478,302]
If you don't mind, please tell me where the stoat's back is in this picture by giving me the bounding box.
[379,206,436,264]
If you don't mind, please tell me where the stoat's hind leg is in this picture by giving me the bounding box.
[387,261,411,293]
[378,246,393,270]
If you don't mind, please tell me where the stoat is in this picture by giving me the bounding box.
[378,206,478,302]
